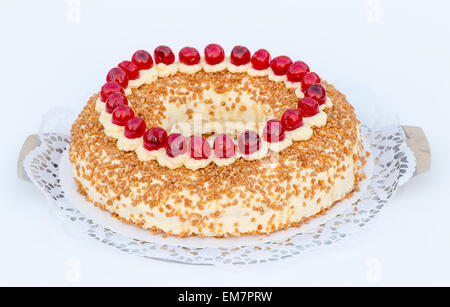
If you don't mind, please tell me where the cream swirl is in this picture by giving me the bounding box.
[96,56,333,170]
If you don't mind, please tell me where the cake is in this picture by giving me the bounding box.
[70,44,364,237]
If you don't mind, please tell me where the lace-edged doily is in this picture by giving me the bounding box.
[23,109,416,265]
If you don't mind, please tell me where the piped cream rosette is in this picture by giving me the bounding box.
[96,47,332,171]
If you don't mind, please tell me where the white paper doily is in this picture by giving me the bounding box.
[23,109,416,265]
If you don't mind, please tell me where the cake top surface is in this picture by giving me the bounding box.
[128,71,296,132]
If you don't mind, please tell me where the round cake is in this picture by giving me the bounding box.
[70,44,364,237]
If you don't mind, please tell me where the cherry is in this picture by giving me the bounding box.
[118,60,140,80]
[301,72,321,92]
[263,119,285,143]
[143,127,168,151]
[189,136,211,160]
[112,105,134,126]
[165,133,188,157]
[305,84,327,105]
[131,50,153,70]
[298,97,320,117]
[287,61,310,82]
[154,46,175,65]
[281,109,303,131]
[270,56,292,75]
[106,67,129,88]
[204,43,225,65]
[179,47,200,65]
[100,81,124,102]
[230,46,251,66]
[124,117,147,139]
[213,134,236,158]
[105,92,128,114]
[251,49,271,70]
[238,131,260,155]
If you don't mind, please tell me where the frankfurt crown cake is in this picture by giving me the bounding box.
[69,44,365,237]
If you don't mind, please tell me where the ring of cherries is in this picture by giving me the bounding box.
[99,44,327,161]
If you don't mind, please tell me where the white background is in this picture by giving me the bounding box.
[1,0,450,286]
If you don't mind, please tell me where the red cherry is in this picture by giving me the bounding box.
[100,81,124,102]
[281,109,303,131]
[118,60,140,80]
[213,134,236,158]
[165,133,188,158]
[143,127,168,151]
[106,92,128,114]
[230,46,251,66]
[270,56,292,76]
[112,105,134,126]
[305,84,327,105]
[251,49,271,70]
[301,72,321,92]
[238,131,260,155]
[263,120,285,143]
[132,50,154,70]
[154,46,175,65]
[287,61,310,82]
[179,47,200,65]
[124,117,147,139]
[298,97,320,117]
[107,67,129,88]
[189,136,211,160]
[204,44,225,65]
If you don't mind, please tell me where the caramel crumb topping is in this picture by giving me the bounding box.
[70,77,364,237]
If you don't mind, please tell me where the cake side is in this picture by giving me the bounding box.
[69,81,365,237]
